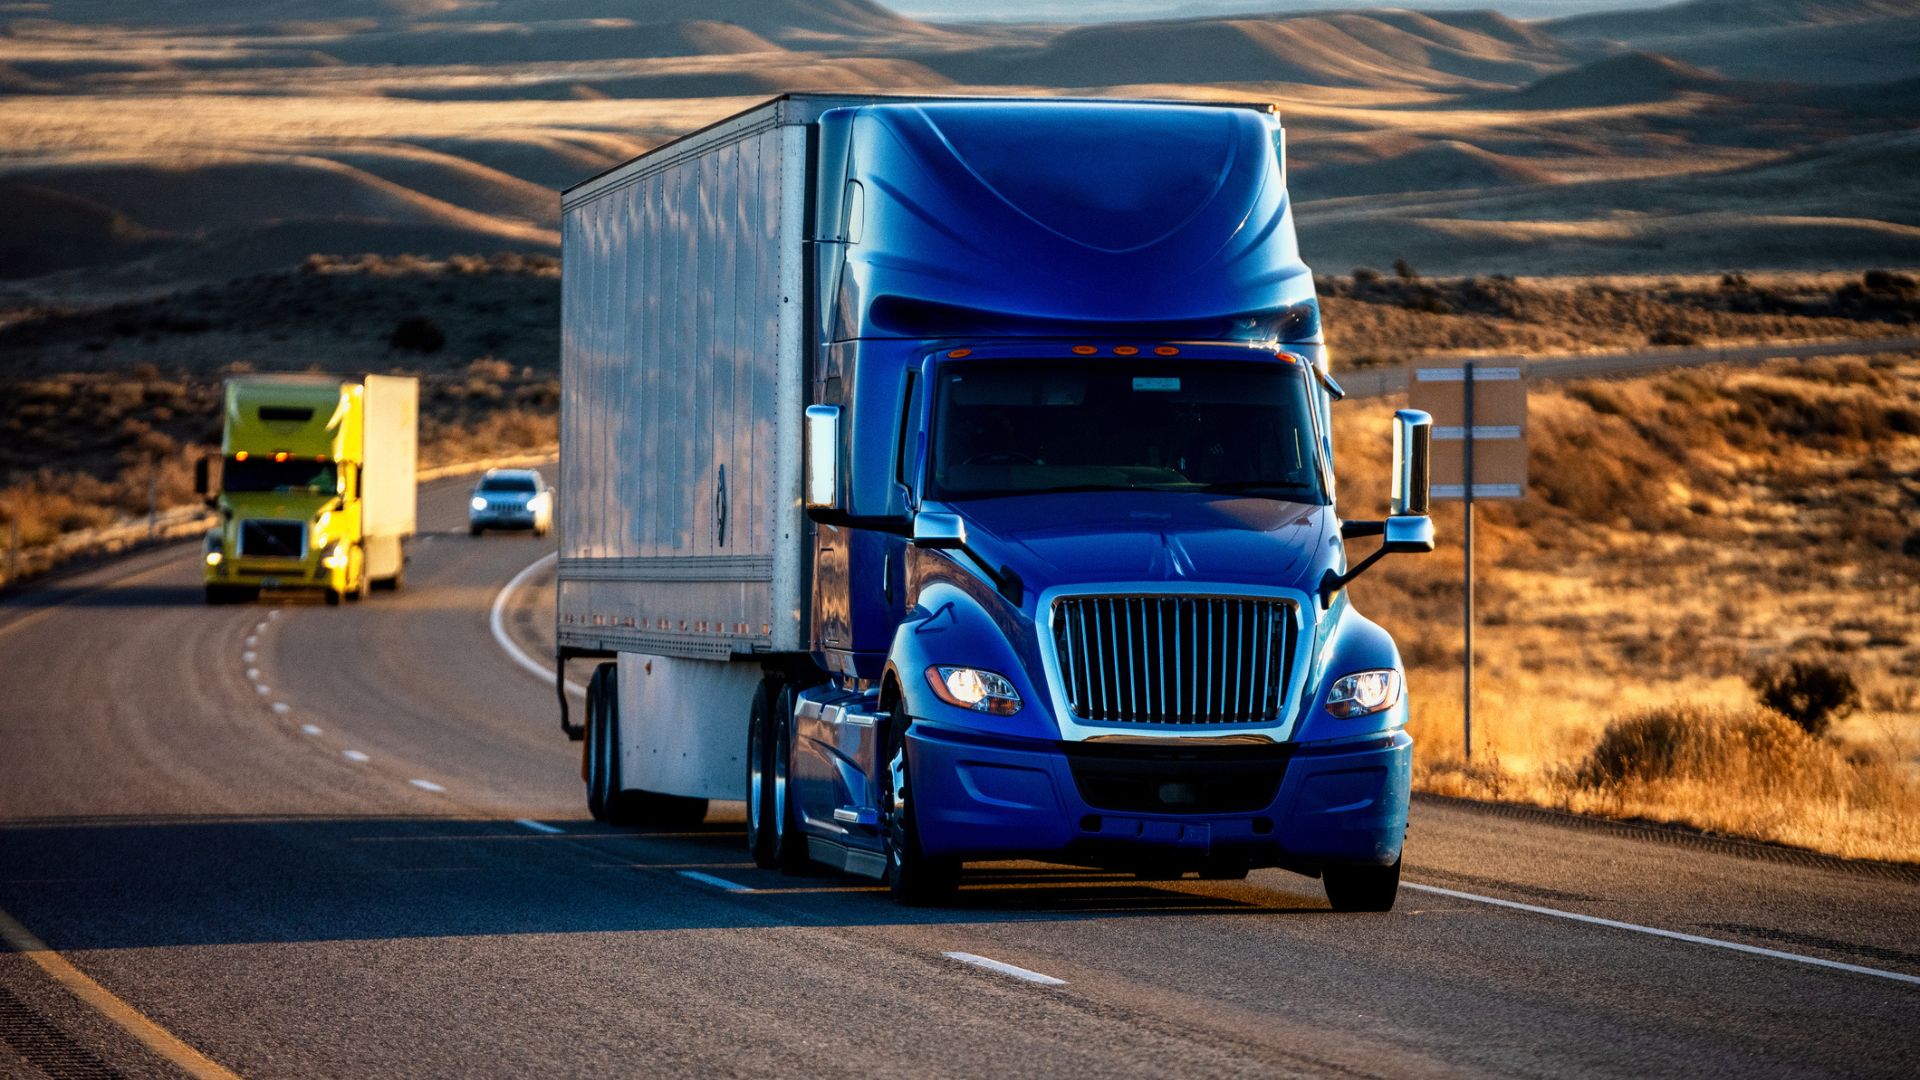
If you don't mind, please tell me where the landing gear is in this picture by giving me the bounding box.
[882,702,960,905]
[1323,857,1401,912]
[584,662,708,827]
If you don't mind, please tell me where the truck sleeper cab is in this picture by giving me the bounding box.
[556,95,1434,909]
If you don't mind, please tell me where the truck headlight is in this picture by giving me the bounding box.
[1326,670,1402,719]
[926,666,1022,716]
[320,542,348,570]
[204,550,223,567]
[471,496,488,512]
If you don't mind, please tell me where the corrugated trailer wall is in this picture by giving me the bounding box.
[558,113,807,661]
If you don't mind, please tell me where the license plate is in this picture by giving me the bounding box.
[260,577,281,588]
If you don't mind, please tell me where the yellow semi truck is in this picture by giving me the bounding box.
[198,374,417,605]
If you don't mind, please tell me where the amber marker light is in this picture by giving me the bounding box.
[1112,346,1139,356]
[1154,346,1180,356]
[273,451,289,462]
[234,451,249,461]
[1072,345,1098,355]
[947,348,972,358]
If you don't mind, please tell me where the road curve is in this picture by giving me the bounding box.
[1,477,1917,1079]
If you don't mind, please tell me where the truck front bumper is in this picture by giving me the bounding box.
[207,557,335,592]
[908,725,1411,870]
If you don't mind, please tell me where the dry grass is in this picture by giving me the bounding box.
[1334,351,1920,862]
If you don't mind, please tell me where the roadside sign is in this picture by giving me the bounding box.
[1409,365,1527,499]
[1406,361,1529,764]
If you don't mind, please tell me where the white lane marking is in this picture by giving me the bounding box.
[1402,883,1920,986]
[341,750,370,763]
[253,623,267,633]
[253,684,270,696]
[300,724,322,736]
[245,636,258,647]
[242,651,257,663]
[245,668,260,680]
[677,870,752,893]
[409,779,447,793]
[514,818,564,834]
[268,610,279,619]
[943,952,1068,987]
[491,551,585,699]
[271,702,290,715]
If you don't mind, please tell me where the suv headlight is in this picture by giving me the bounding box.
[926,666,1022,716]
[471,495,488,512]
[1326,670,1402,719]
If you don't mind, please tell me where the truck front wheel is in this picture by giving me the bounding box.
[882,704,960,905]
[746,678,778,868]
[1323,857,1401,913]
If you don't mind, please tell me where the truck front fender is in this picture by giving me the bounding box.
[1293,606,1410,743]
[885,580,1058,742]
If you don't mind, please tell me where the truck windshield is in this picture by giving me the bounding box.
[929,360,1325,502]
[224,457,337,494]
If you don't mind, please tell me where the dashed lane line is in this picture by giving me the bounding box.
[408,779,447,793]
[341,750,370,764]
[677,870,752,893]
[944,952,1068,987]
[0,906,244,1080]
[1402,882,1920,987]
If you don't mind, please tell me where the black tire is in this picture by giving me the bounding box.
[585,663,617,822]
[746,677,779,869]
[324,587,343,606]
[470,525,483,537]
[882,701,960,905]
[1323,857,1401,912]
[769,684,810,872]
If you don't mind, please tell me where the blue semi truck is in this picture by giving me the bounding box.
[555,94,1435,909]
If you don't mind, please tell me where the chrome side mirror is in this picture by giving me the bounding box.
[804,405,841,511]
[1382,513,1435,554]
[1390,408,1431,517]
[911,512,966,550]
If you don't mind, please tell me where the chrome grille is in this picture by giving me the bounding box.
[238,520,305,559]
[1052,595,1298,725]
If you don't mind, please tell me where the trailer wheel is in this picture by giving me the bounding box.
[585,663,617,822]
[746,678,778,868]
[882,703,960,905]
[1323,857,1401,913]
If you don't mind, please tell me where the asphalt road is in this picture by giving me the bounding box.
[1,475,1917,1079]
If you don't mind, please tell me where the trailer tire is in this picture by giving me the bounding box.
[746,678,779,868]
[589,662,710,828]
[1323,857,1401,913]
[883,703,960,905]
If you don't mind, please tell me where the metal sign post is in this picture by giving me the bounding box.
[1410,362,1528,763]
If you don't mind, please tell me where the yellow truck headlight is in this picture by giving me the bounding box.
[320,542,348,570]
[205,551,223,567]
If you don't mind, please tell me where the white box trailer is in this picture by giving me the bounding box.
[359,373,418,581]
[557,96,851,805]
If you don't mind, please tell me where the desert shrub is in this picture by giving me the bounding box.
[389,314,446,354]
[1575,704,1813,789]
[1862,269,1915,295]
[1352,266,1381,286]
[1392,258,1419,281]
[1648,326,1698,346]
[1750,659,1860,737]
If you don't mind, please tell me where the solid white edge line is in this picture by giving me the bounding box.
[491,551,585,699]
[1402,883,1920,986]
[943,952,1068,987]
[678,870,753,893]
[514,818,564,834]
[408,779,446,793]
[341,750,370,763]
